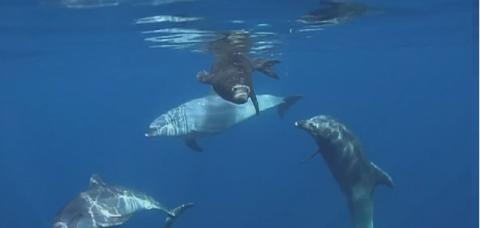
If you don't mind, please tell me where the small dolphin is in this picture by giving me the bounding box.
[197,30,280,115]
[297,0,369,25]
[295,115,393,228]
[53,175,193,228]
[146,94,301,151]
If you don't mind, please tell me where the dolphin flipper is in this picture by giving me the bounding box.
[371,162,394,188]
[300,149,321,163]
[184,138,202,152]
[165,203,194,228]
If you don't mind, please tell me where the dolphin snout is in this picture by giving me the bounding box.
[145,127,160,137]
[145,131,154,137]
[294,120,307,128]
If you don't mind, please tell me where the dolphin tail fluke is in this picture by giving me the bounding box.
[370,162,394,188]
[278,96,302,118]
[252,59,280,79]
[164,203,194,228]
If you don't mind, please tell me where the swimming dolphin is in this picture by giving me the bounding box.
[197,30,280,115]
[146,94,301,151]
[297,0,369,25]
[53,175,193,228]
[295,115,393,228]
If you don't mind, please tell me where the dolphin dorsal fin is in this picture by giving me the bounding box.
[89,174,107,188]
[370,162,394,188]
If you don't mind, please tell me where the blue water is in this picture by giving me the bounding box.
[0,0,478,227]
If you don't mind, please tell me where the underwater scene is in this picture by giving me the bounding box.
[0,0,478,227]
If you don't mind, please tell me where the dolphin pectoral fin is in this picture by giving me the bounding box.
[370,162,394,188]
[165,203,194,228]
[301,149,320,163]
[196,70,214,84]
[184,138,203,152]
[94,211,132,227]
[102,214,132,227]
[250,90,260,116]
[252,59,280,79]
[278,96,302,118]
[74,217,95,228]
[348,194,374,228]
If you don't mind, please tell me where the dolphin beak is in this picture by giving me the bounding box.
[294,120,306,128]
[145,128,157,137]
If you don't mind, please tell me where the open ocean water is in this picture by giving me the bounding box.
[0,0,478,227]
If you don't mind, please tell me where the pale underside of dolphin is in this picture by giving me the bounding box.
[146,94,301,151]
[295,115,393,228]
[53,174,193,228]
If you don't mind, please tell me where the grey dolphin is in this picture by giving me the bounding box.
[197,30,280,115]
[297,1,369,25]
[295,115,393,228]
[53,175,193,228]
[146,94,301,151]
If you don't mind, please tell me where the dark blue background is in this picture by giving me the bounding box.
[0,0,478,227]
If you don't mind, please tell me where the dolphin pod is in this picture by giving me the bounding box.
[295,115,393,228]
[55,3,392,227]
[54,175,193,228]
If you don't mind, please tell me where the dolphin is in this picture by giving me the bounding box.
[53,175,193,228]
[146,94,301,151]
[297,0,369,25]
[295,115,393,228]
[197,30,280,115]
